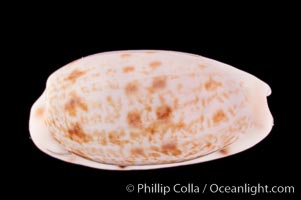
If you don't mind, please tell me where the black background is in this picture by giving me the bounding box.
[6,5,299,200]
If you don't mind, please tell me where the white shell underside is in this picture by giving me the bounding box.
[29,50,273,170]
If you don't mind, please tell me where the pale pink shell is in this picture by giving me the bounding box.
[29,50,273,170]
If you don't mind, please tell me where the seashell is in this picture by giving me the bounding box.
[29,50,273,170]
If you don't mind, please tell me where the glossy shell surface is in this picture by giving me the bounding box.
[29,50,273,170]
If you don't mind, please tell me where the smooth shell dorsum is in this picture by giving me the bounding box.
[29,50,273,170]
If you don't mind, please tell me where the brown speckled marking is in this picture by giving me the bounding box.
[207,119,211,128]
[145,124,157,135]
[200,114,205,123]
[119,165,126,168]
[97,131,107,145]
[228,108,235,116]
[120,53,131,58]
[156,105,172,121]
[201,98,206,107]
[205,141,213,149]
[145,105,152,112]
[92,72,101,77]
[131,148,145,156]
[152,77,167,90]
[221,134,237,145]
[106,68,116,74]
[213,110,228,125]
[35,107,45,118]
[177,83,183,90]
[106,96,113,104]
[108,131,122,145]
[127,111,142,128]
[206,134,217,143]
[72,149,87,158]
[222,92,229,99]
[125,81,138,95]
[173,98,179,109]
[161,143,181,156]
[149,61,162,69]
[65,69,86,83]
[199,64,207,69]
[123,66,135,73]
[217,96,224,103]
[205,78,222,91]
[130,131,140,139]
[67,123,92,143]
[65,93,88,116]
[219,148,228,155]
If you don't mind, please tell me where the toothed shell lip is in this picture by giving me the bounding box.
[29,50,273,170]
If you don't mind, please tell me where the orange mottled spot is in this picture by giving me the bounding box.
[65,69,86,83]
[108,82,119,90]
[125,81,138,95]
[108,131,121,145]
[151,146,160,151]
[130,131,140,139]
[205,78,222,91]
[123,66,135,73]
[35,107,45,118]
[96,131,107,145]
[206,134,217,142]
[146,51,156,54]
[152,77,167,90]
[99,137,107,146]
[161,143,181,156]
[131,148,145,156]
[120,53,131,58]
[145,125,157,135]
[149,61,162,69]
[205,142,213,149]
[65,93,88,116]
[207,119,211,128]
[106,96,113,104]
[175,121,185,129]
[213,110,228,125]
[201,98,206,107]
[156,105,172,121]
[200,114,204,123]
[204,134,217,149]
[127,111,141,128]
[67,123,92,143]
[145,105,152,112]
